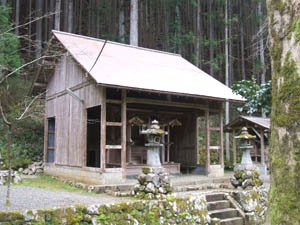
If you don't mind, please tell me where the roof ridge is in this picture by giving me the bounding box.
[52,30,181,57]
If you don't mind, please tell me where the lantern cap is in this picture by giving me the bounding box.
[235,127,256,139]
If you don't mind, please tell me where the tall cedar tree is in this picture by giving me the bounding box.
[267,0,300,224]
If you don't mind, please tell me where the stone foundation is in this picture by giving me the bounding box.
[0,195,210,225]
[44,165,123,185]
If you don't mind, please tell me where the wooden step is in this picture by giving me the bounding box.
[207,200,231,211]
[209,208,238,219]
[205,193,225,202]
[221,217,244,225]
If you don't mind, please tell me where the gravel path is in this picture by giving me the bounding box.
[0,186,132,212]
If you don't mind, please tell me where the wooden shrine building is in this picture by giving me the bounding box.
[33,31,244,184]
[224,116,270,174]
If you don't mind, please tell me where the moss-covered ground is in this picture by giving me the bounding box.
[16,174,89,194]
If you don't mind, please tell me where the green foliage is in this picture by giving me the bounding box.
[232,77,272,115]
[0,4,23,78]
[294,19,300,42]
[0,119,43,169]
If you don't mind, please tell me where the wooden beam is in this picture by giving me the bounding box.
[260,128,265,165]
[106,145,122,149]
[233,129,237,165]
[127,97,208,110]
[100,87,106,172]
[46,80,92,101]
[210,127,221,131]
[121,89,127,179]
[219,108,224,168]
[106,122,122,126]
[251,127,261,139]
[205,109,210,175]
[107,99,122,104]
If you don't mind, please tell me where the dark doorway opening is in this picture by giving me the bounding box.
[86,106,101,167]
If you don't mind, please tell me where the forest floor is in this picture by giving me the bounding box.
[0,173,270,212]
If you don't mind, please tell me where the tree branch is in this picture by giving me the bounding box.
[0,54,63,85]
[0,12,58,37]
[16,91,46,121]
[0,100,11,126]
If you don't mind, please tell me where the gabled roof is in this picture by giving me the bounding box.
[51,30,245,102]
[224,116,270,132]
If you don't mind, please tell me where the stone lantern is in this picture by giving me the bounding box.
[231,127,263,189]
[140,120,167,167]
[132,120,172,199]
[234,127,256,171]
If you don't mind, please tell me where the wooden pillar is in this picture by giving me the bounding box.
[205,109,210,174]
[161,126,165,164]
[127,125,132,164]
[196,117,200,164]
[100,87,106,172]
[219,108,224,168]
[233,129,237,165]
[167,126,170,162]
[121,89,127,179]
[260,128,265,165]
[82,109,87,168]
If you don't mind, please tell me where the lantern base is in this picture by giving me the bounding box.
[132,166,172,199]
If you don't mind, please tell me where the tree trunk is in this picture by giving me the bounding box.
[175,3,182,55]
[54,0,61,30]
[240,0,246,80]
[28,0,32,56]
[15,0,20,36]
[130,0,138,46]
[67,0,73,33]
[63,0,68,32]
[195,0,202,68]
[35,0,43,60]
[267,0,300,224]
[5,124,12,206]
[225,0,230,162]
[119,0,125,43]
[209,0,214,77]
[164,0,169,50]
[258,0,266,85]
[78,0,82,34]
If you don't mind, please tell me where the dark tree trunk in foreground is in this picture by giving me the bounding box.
[5,124,12,206]
[267,0,300,224]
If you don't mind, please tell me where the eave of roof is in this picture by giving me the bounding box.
[52,30,245,103]
[224,116,270,132]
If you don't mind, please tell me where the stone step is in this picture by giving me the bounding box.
[205,193,225,202]
[220,217,244,225]
[207,200,231,211]
[209,208,238,219]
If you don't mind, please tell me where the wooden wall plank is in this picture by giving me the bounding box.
[55,94,69,165]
